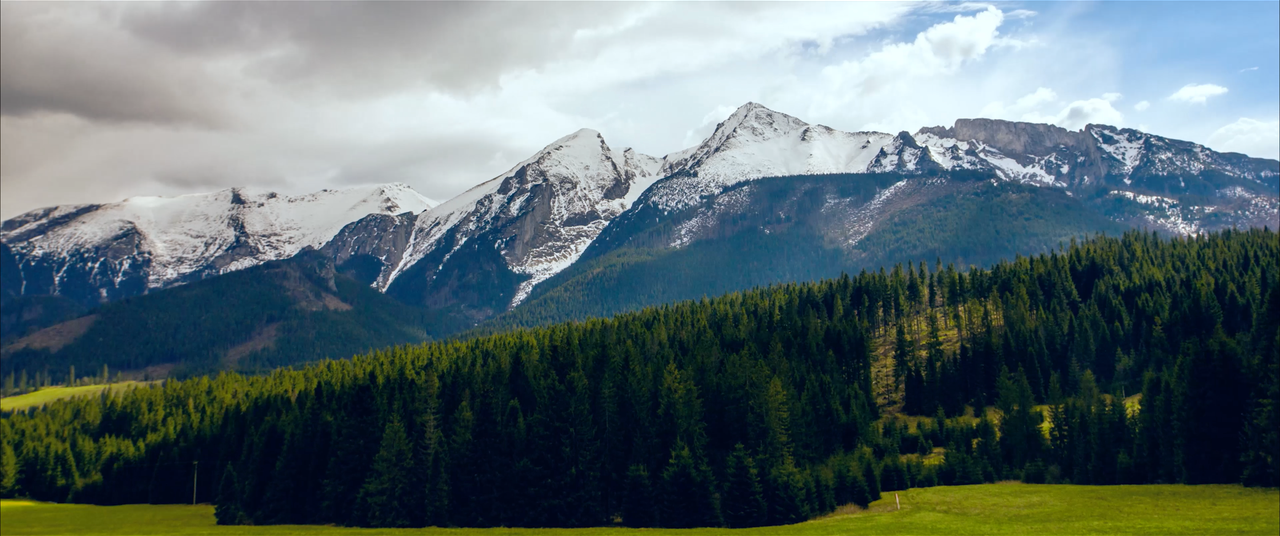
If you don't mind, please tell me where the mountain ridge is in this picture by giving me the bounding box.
[3,103,1277,343]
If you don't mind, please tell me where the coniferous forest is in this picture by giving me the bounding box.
[0,230,1277,528]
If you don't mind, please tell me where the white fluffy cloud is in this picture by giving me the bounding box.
[1208,117,1280,159]
[980,87,1058,119]
[1020,94,1124,130]
[1168,83,1229,104]
[814,6,1013,118]
[1134,100,1150,112]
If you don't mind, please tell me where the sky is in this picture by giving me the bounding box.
[2,1,1277,220]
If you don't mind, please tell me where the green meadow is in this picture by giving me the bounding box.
[0,382,157,412]
[3,483,1276,536]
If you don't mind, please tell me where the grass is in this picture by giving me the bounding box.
[0,381,157,412]
[2,483,1276,535]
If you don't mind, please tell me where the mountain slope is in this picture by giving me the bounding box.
[1,183,437,308]
[484,172,1126,332]
[381,129,661,317]
[0,250,453,379]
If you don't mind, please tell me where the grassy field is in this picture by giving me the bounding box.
[0,381,157,412]
[2,483,1276,535]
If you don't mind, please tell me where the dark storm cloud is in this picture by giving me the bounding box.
[0,2,633,125]
[155,168,289,192]
[119,2,634,96]
[0,3,227,126]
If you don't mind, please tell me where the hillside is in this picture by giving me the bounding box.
[485,174,1126,332]
[0,250,458,380]
[2,230,1275,529]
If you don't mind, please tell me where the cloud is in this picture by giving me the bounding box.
[1168,83,1228,104]
[0,3,230,125]
[2,2,1275,221]
[1207,117,1280,160]
[1239,66,1258,72]
[981,87,1057,118]
[0,2,915,218]
[1134,100,1150,112]
[1022,95,1124,130]
[1017,87,1059,108]
[816,6,1017,122]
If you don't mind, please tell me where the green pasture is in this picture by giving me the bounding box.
[1,382,157,412]
[3,483,1276,535]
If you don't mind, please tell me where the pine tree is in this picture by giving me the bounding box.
[722,443,766,528]
[0,441,18,498]
[765,458,808,525]
[996,367,1043,475]
[658,443,720,528]
[356,419,414,528]
[214,465,247,526]
[621,464,655,528]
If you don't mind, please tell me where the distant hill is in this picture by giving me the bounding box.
[0,250,460,380]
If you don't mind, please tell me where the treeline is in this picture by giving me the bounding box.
[0,230,1276,528]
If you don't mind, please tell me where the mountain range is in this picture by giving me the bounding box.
[3,103,1277,378]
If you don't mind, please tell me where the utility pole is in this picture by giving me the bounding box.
[192,461,198,505]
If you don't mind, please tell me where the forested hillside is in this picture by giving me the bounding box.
[0,251,464,383]
[1,230,1276,529]
[487,176,1125,333]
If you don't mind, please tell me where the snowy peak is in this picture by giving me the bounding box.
[916,118,1279,189]
[649,103,900,210]
[382,129,662,310]
[707,102,810,148]
[1,183,439,306]
[662,102,810,176]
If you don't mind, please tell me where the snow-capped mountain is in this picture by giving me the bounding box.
[917,119,1279,190]
[640,103,1277,214]
[3,102,1277,317]
[1,183,437,307]
[375,128,660,314]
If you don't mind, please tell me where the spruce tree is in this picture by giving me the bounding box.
[214,465,246,526]
[356,418,414,528]
[621,464,655,527]
[0,441,17,498]
[658,443,719,528]
[722,443,766,528]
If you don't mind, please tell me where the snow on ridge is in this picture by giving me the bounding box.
[648,103,902,211]
[3,183,438,289]
[1091,126,1146,174]
[385,128,664,294]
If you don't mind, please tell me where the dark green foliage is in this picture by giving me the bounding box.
[658,443,720,528]
[1,229,1277,529]
[622,464,655,527]
[722,443,767,528]
[0,294,85,347]
[357,419,414,528]
[0,436,17,498]
[214,465,247,526]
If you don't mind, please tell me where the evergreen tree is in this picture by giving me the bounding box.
[658,443,720,528]
[722,443,766,528]
[0,441,17,498]
[622,464,655,528]
[214,465,247,526]
[996,368,1043,475]
[356,419,414,528]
